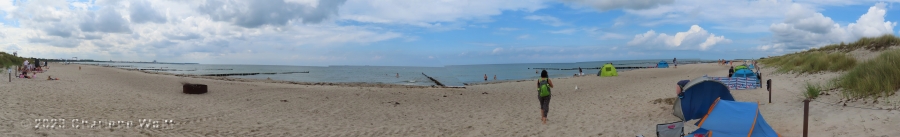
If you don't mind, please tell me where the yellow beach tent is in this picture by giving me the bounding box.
[598,63,618,77]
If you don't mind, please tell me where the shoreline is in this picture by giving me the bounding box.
[80,63,663,88]
[79,63,460,88]
[68,61,700,88]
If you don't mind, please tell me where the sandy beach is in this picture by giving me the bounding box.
[1,62,898,136]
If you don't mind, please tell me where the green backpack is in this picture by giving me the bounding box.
[538,78,551,97]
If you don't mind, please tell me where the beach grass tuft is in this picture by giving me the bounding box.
[760,51,856,74]
[804,82,822,99]
[837,49,900,99]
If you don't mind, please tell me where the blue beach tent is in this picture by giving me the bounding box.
[732,69,757,78]
[691,98,780,137]
[657,60,669,68]
[672,77,735,121]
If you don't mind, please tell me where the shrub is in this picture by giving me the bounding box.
[838,49,900,98]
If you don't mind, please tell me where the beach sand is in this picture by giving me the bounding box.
[1,62,897,136]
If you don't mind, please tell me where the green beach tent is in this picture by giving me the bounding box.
[734,65,748,71]
[598,63,618,77]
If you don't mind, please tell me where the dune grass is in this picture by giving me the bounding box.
[762,35,900,99]
[837,49,900,99]
[804,82,822,99]
[811,34,900,52]
[759,51,856,74]
[0,52,27,69]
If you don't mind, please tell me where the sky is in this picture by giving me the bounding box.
[0,0,898,66]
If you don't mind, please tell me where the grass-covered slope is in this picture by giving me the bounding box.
[761,35,900,99]
[0,52,27,69]
[837,49,900,98]
[811,34,900,52]
[760,51,856,74]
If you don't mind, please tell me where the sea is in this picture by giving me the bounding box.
[73,59,712,87]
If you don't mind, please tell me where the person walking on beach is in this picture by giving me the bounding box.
[673,58,677,68]
[537,70,554,124]
[493,75,497,80]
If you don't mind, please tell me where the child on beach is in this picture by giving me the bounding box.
[537,70,554,124]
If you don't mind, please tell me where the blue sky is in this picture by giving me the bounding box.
[0,0,898,66]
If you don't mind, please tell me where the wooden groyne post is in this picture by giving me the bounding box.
[767,79,772,103]
[421,73,445,87]
[803,99,809,137]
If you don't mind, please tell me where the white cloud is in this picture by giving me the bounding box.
[517,34,531,39]
[497,27,520,31]
[628,25,731,50]
[0,0,402,65]
[549,29,577,34]
[560,0,674,11]
[613,0,794,32]
[756,43,784,51]
[197,0,347,28]
[599,33,627,40]
[524,15,566,27]
[847,3,896,38]
[492,47,504,54]
[793,0,891,6]
[340,0,546,27]
[765,3,896,51]
[0,0,16,15]
[470,42,498,46]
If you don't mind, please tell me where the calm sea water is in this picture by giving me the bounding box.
[76,59,709,87]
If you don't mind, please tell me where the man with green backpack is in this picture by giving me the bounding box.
[537,70,554,124]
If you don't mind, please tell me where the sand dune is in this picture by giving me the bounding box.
[0,62,897,136]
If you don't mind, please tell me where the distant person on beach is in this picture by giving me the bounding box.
[396,73,399,78]
[728,66,735,77]
[484,74,488,81]
[578,67,583,76]
[536,70,554,124]
[673,58,677,68]
[494,75,497,80]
